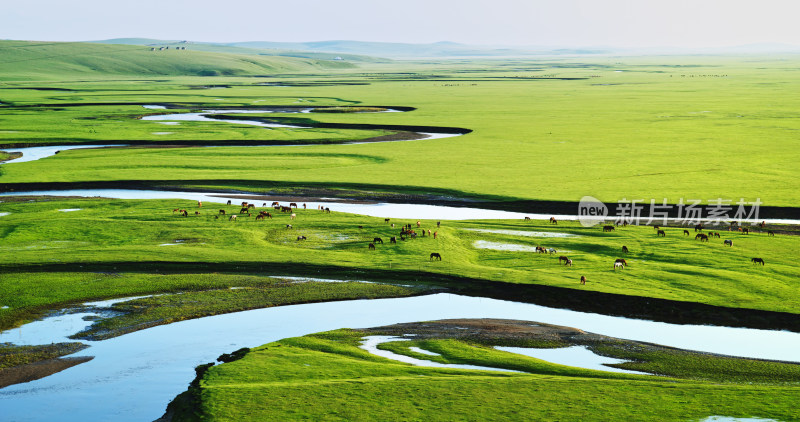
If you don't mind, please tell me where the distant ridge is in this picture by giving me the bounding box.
[0,40,356,80]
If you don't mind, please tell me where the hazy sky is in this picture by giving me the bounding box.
[3,0,800,48]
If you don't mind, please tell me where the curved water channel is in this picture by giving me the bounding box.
[0,105,461,165]
[2,293,800,422]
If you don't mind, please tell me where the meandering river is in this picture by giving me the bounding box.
[2,293,799,422]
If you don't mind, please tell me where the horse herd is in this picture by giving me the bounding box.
[545,219,775,284]
[172,202,443,262]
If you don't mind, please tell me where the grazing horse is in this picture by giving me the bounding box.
[172,208,180,213]
[180,210,188,217]
[684,230,690,236]
[768,230,775,236]
[547,248,557,255]
[290,213,296,220]
[580,275,587,285]
[558,256,570,264]
[602,225,615,232]
[564,258,573,267]
[229,215,237,221]
[615,258,627,266]
[289,202,298,208]
[255,214,265,221]
[272,201,280,207]
[614,262,624,270]
[373,237,383,244]
[724,239,733,246]
[297,236,307,241]
[742,228,749,234]
[524,216,531,220]
[622,246,629,254]
[430,252,442,261]
[247,203,255,209]
[653,225,660,231]
[262,203,267,207]
[195,211,200,215]
[286,224,292,229]
[751,257,765,265]
[325,207,330,213]
[390,236,397,244]
[536,246,547,254]
[241,202,248,207]
[227,200,232,205]
[240,207,249,214]
[385,218,391,223]
[695,224,704,232]
[657,230,666,237]
[696,234,709,242]
[281,206,292,213]
[550,218,558,225]
[368,243,376,250]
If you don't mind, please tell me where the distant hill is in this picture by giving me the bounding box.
[0,40,356,80]
[226,40,610,58]
[92,38,611,58]
[90,39,389,63]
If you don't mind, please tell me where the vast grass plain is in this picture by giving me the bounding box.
[1,40,799,420]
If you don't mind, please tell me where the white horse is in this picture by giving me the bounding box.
[614,262,624,270]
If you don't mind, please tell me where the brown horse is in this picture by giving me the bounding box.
[289,202,298,208]
[622,245,629,254]
[742,228,749,234]
[524,216,531,220]
[696,233,708,242]
[657,230,666,237]
[430,252,442,261]
[564,258,573,267]
[536,246,547,254]
[550,217,558,225]
[558,256,570,264]
[724,239,732,246]
[255,214,265,221]
[751,257,764,265]
[390,236,397,244]
[580,275,587,285]
[602,225,615,232]
[373,237,383,244]
[615,258,628,266]
[768,230,775,236]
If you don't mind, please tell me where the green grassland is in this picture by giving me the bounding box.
[2,52,800,207]
[1,197,797,335]
[169,327,800,421]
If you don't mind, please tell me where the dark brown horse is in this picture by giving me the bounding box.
[368,243,375,250]
[580,275,587,285]
[430,252,442,261]
[602,225,615,232]
[724,239,732,246]
[684,230,690,236]
[289,202,298,208]
[622,245,629,254]
[657,230,666,237]
[373,237,383,244]
[751,257,764,265]
[390,236,397,244]
[558,256,570,264]
[768,230,775,236]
